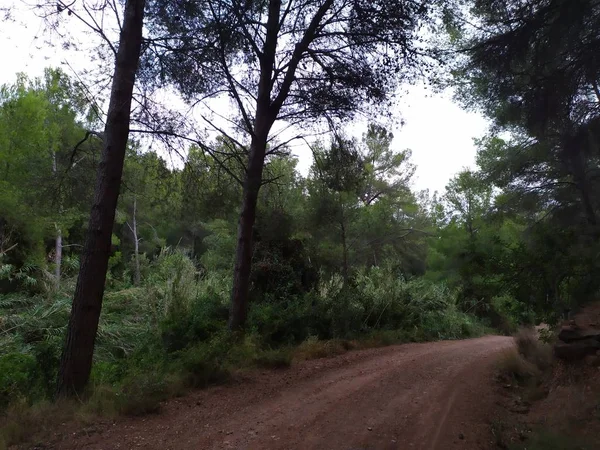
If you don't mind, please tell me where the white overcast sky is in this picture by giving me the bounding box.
[0,2,489,195]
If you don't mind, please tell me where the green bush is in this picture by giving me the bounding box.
[247,296,318,344]
[490,294,523,334]
[160,291,229,353]
[419,309,485,341]
[363,329,412,346]
[31,341,61,397]
[176,340,231,388]
[0,353,44,407]
[243,267,484,345]
[90,361,128,386]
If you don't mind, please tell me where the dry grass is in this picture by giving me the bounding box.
[496,348,541,380]
[514,327,554,371]
[253,349,293,369]
[0,398,81,449]
[77,385,122,420]
[293,330,421,362]
[496,328,554,382]
[294,337,356,361]
[0,375,192,449]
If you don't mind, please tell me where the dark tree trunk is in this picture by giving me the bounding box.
[55,228,62,288]
[226,0,336,329]
[340,208,349,286]
[580,186,597,226]
[131,196,141,286]
[573,160,597,227]
[228,0,280,330]
[229,134,268,330]
[56,0,146,397]
[566,134,597,227]
[52,151,62,289]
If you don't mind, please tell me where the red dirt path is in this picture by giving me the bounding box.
[52,335,512,450]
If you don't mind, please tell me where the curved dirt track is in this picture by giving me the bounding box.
[56,335,512,450]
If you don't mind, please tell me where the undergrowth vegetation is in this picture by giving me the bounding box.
[0,248,487,446]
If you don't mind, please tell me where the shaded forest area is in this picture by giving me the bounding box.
[0,0,599,434]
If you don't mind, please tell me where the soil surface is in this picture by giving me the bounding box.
[53,335,512,450]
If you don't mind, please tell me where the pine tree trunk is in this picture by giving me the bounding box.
[566,139,597,227]
[132,196,141,286]
[227,0,279,330]
[340,214,349,286]
[52,152,62,289]
[55,228,62,288]
[229,135,267,330]
[56,0,146,397]
[573,157,597,226]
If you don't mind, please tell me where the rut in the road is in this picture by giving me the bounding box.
[53,335,512,450]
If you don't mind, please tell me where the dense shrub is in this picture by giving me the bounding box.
[160,291,229,353]
[247,294,324,344]
[176,338,232,387]
[419,309,484,340]
[0,353,45,408]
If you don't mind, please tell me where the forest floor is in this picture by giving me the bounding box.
[44,335,512,450]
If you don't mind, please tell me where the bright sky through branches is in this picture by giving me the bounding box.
[0,0,489,195]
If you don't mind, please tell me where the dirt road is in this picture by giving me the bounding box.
[57,335,512,450]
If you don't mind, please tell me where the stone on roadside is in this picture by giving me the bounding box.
[558,326,600,343]
[584,354,600,367]
[554,339,600,360]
